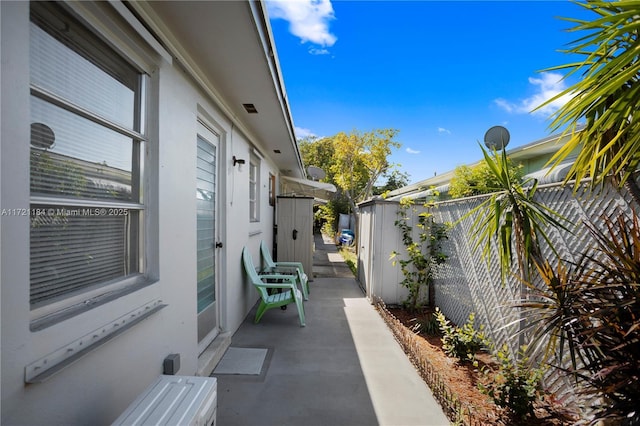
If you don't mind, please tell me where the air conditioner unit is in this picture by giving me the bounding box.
[112,375,217,426]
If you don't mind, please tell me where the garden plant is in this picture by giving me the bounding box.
[390,196,447,312]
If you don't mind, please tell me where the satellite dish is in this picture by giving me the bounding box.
[307,166,326,181]
[30,122,55,150]
[484,125,510,151]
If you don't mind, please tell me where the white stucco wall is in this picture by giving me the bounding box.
[1,2,283,424]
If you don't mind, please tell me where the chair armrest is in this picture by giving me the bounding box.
[258,274,297,284]
[255,281,297,290]
[274,261,304,270]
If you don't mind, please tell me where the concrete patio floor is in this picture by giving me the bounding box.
[213,234,450,426]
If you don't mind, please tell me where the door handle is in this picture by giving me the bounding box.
[215,242,223,248]
[292,229,298,240]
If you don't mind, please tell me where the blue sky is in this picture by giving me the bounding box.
[267,1,592,184]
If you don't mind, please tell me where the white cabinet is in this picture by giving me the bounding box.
[276,196,313,277]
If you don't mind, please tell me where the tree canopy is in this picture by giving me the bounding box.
[449,153,523,199]
[330,128,401,213]
[298,128,402,233]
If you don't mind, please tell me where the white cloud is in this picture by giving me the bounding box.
[406,148,421,154]
[295,126,318,139]
[495,72,573,117]
[437,127,451,135]
[493,98,514,113]
[267,0,337,48]
[309,48,330,55]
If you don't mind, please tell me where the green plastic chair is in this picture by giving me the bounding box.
[242,247,305,327]
[260,240,309,300]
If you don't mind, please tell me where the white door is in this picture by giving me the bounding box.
[276,197,313,275]
[196,121,220,350]
[358,206,372,295]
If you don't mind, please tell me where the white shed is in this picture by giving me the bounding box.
[357,199,408,305]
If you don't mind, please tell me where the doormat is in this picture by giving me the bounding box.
[213,347,268,375]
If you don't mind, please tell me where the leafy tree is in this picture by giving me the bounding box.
[540,0,640,198]
[448,165,475,199]
[298,136,336,182]
[330,128,401,215]
[299,130,402,235]
[449,159,523,199]
[298,136,344,235]
[373,169,410,196]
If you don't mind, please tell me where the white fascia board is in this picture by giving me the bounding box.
[126,1,263,149]
[248,0,304,176]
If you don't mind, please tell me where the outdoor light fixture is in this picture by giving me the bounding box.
[233,156,246,167]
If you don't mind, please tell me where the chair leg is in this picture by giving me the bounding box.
[255,301,268,324]
[294,292,306,327]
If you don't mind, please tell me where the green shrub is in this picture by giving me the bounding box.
[435,308,487,362]
[520,211,640,424]
[448,159,523,199]
[479,344,544,420]
[409,311,440,336]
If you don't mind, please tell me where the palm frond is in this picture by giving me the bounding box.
[536,0,640,189]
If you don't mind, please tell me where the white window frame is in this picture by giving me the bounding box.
[249,153,260,222]
[28,2,154,327]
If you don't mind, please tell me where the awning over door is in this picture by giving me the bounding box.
[280,176,336,203]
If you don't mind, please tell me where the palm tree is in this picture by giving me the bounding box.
[528,3,640,421]
[467,145,570,285]
[540,0,640,200]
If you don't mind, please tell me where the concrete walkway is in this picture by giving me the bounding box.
[213,234,450,426]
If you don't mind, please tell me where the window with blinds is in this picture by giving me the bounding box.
[29,3,146,308]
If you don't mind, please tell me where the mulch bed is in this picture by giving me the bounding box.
[378,304,579,425]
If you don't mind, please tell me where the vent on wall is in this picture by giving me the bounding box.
[243,103,258,114]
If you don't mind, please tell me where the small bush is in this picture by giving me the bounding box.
[435,308,487,362]
[410,312,440,336]
[478,344,544,420]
